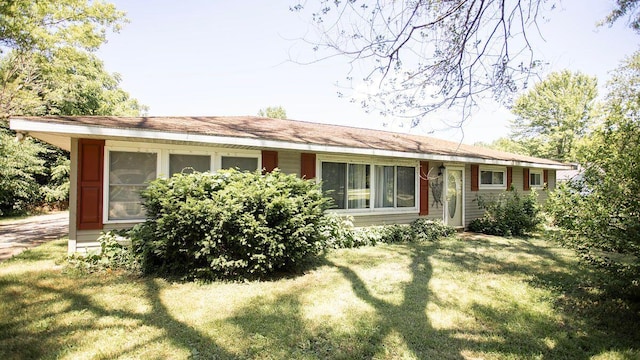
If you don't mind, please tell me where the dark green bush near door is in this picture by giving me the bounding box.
[133,169,331,280]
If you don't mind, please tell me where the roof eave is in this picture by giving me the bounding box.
[10,118,573,170]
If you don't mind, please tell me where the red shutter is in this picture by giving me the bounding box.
[261,150,278,173]
[506,167,513,190]
[543,169,549,189]
[471,164,479,191]
[419,161,429,215]
[523,168,530,191]
[300,153,316,179]
[77,139,104,230]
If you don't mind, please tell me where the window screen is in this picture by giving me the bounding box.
[221,156,258,172]
[169,154,210,175]
[108,151,157,220]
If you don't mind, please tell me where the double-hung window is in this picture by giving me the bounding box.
[479,167,506,189]
[321,160,416,211]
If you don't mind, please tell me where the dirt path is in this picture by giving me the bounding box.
[0,212,69,261]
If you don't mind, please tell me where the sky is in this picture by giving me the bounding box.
[96,1,638,144]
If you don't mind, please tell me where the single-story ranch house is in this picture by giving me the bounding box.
[10,116,572,253]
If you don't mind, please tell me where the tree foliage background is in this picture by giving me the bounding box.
[0,0,146,215]
[546,52,640,293]
[510,70,598,161]
[258,105,287,119]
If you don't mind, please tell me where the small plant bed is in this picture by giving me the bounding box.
[1,235,639,359]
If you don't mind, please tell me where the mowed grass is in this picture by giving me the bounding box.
[1,235,639,359]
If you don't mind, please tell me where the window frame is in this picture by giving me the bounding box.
[103,141,260,224]
[167,149,215,176]
[104,146,161,224]
[529,169,544,188]
[217,151,261,172]
[478,166,507,190]
[318,156,418,214]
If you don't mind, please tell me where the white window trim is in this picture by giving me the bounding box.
[166,149,216,177]
[103,141,261,224]
[478,165,507,190]
[104,146,161,224]
[529,169,544,189]
[216,150,262,171]
[317,156,419,214]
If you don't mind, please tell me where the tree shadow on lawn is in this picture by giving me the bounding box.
[0,273,234,359]
[229,239,640,359]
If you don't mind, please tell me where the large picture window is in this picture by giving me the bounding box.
[322,160,415,211]
[108,151,157,221]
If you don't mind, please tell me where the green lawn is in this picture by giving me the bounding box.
[1,235,638,359]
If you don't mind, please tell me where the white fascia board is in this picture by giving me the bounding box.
[9,118,573,170]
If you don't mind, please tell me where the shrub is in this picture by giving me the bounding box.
[66,230,141,273]
[134,169,331,280]
[327,217,455,248]
[468,189,541,237]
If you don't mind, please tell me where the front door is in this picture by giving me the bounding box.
[444,167,464,227]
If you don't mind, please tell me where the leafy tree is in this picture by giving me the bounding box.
[0,0,146,214]
[474,137,528,155]
[1,48,146,117]
[258,105,287,119]
[0,0,126,52]
[546,52,640,293]
[291,1,639,121]
[510,70,598,161]
[0,127,45,215]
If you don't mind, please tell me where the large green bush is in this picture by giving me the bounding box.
[468,189,541,237]
[133,169,331,280]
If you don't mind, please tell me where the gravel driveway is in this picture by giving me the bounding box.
[0,212,69,261]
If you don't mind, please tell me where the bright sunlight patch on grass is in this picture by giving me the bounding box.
[1,235,639,359]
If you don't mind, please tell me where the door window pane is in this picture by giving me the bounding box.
[221,156,258,172]
[348,164,370,209]
[108,151,157,220]
[322,162,346,209]
[169,154,210,175]
[397,166,415,207]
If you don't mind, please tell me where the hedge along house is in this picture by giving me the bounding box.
[10,116,572,253]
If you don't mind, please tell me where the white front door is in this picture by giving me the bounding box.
[444,167,464,227]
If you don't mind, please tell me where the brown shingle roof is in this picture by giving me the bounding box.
[12,115,567,167]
